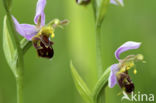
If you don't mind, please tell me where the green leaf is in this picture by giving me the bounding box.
[70,61,93,103]
[3,16,18,76]
[93,66,110,103]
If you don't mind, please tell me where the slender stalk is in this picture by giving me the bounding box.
[16,72,24,103]
[3,1,25,103]
[95,22,105,103]
[92,0,110,102]
[7,15,24,103]
[7,13,24,103]
[95,24,103,78]
[98,88,105,103]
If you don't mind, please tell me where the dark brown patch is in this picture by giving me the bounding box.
[117,72,135,94]
[37,42,54,59]
[125,83,134,93]
[32,35,54,59]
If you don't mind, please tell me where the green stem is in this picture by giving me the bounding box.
[6,13,24,103]
[3,1,25,103]
[16,72,24,103]
[7,15,24,103]
[95,22,105,103]
[98,88,105,103]
[96,24,103,78]
[92,0,110,102]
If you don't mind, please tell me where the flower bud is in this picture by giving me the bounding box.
[76,0,90,5]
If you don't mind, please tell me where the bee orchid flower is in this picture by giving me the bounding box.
[12,0,68,59]
[108,41,144,93]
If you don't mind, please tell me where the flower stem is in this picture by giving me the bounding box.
[96,23,106,103]
[7,12,24,103]
[15,51,24,103]
[98,89,105,103]
[2,1,25,102]
[16,72,24,103]
[96,24,103,78]
[92,0,110,102]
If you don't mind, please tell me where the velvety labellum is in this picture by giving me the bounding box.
[33,35,54,59]
[117,71,134,94]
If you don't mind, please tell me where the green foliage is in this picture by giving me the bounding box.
[3,16,18,76]
[70,61,93,103]
[0,0,155,103]
[2,16,31,76]
[70,61,111,103]
[93,67,110,103]
[70,0,112,103]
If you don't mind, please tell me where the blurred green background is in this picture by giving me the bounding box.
[0,0,156,103]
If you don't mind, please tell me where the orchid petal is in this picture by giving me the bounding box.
[34,0,46,26]
[108,64,119,88]
[12,16,38,40]
[110,0,124,6]
[115,41,141,60]
[20,24,38,40]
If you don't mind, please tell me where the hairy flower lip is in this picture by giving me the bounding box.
[32,34,54,59]
[37,41,54,59]
[117,69,135,94]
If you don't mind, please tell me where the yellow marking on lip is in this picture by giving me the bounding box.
[133,69,137,74]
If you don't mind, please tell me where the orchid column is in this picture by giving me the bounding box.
[2,0,68,103]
